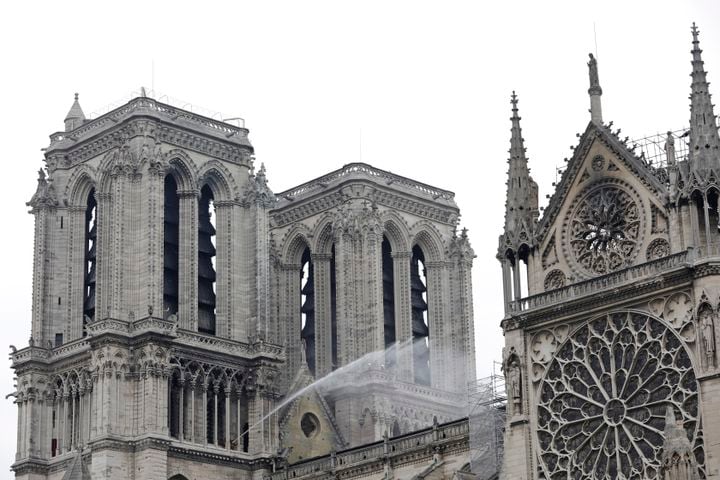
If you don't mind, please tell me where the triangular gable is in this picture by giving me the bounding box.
[62,452,91,480]
[280,362,346,463]
[537,121,667,241]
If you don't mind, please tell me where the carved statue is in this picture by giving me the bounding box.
[588,53,600,88]
[665,131,677,166]
[699,307,716,368]
[508,359,521,407]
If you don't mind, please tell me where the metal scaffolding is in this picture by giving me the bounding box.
[467,361,507,479]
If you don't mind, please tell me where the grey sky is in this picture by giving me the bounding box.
[1,0,719,474]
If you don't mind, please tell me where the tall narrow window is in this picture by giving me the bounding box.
[300,247,316,375]
[382,237,396,367]
[164,176,180,317]
[411,245,430,385]
[198,186,216,335]
[83,189,97,333]
[330,245,338,370]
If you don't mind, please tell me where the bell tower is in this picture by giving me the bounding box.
[13,94,283,480]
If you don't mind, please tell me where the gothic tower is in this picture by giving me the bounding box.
[13,95,282,480]
[499,25,720,480]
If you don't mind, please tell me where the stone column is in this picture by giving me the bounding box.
[178,190,199,331]
[66,206,87,340]
[95,191,113,321]
[215,201,232,338]
[279,263,302,386]
[392,251,412,382]
[312,253,332,376]
[29,202,52,344]
[425,261,448,390]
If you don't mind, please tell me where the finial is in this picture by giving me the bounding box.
[587,53,603,124]
[140,86,147,97]
[692,22,699,45]
[74,92,79,101]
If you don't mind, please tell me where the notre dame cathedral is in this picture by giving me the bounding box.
[11,55,476,480]
[11,21,720,480]
[499,23,720,480]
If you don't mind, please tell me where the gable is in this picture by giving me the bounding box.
[536,122,671,284]
[279,387,343,463]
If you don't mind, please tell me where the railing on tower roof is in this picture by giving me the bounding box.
[49,89,248,146]
[275,162,456,203]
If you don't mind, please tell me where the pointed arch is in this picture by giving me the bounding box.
[165,149,198,192]
[381,212,411,253]
[312,215,336,255]
[197,160,237,202]
[63,165,97,207]
[409,222,445,263]
[281,226,313,265]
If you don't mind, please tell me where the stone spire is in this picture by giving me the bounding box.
[64,93,86,132]
[660,406,699,480]
[588,53,603,124]
[688,23,720,172]
[502,92,538,249]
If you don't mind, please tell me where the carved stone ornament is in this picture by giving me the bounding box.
[564,182,643,277]
[647,238,670,261]
[536,312,703,479]
[591,155,605,172]
[544,269,566,291]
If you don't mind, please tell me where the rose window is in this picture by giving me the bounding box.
[568,186,641,275]
[536,312,702,479]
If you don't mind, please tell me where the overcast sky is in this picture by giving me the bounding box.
[1,0,719,475]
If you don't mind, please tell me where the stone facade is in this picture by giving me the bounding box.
[11,87,476,478]
[499,24,720,480]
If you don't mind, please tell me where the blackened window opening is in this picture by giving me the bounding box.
[164,176,180,318]
[330,244,338,370]
[300,247,316,375]
[198,186,216,335]
[83,189,97,332]
[411,245,430,385]
[382,237,396,367]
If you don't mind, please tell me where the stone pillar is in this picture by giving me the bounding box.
[312,253,332,376]
[29,203,51,344]
[178,190,199,331]
[392,251,412,381]
[95,191,113,321]
[425,261,448,390]
[279,263,302,386]
[67,206,86,341]
[215,201,232,338]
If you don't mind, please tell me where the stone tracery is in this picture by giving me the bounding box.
[566,184,642,276]
[536,312,702,479]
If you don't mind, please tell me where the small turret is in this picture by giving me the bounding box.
[64,93,86,132]
[588,53,603,124]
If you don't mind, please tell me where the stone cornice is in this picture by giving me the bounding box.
[46,101,253,169]
[174,329,285,362]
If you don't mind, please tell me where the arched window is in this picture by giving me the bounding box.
[83,189,97,332]
[164,176,180,317]
[198,185,216,335]
[330,244,338,370]
[382,237,396,367]
[300,247,316,375]
[411,245,430,385]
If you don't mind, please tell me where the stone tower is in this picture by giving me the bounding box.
[499,24,720,480]
[11,92,476,477]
